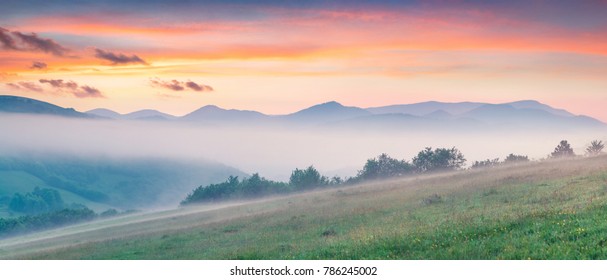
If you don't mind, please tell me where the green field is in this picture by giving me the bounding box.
[0,170,114,216]
[1,155,607,259]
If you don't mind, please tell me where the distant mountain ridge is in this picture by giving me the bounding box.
[366,101,485,116]
[0,95,91,118]
[1,95,604,130]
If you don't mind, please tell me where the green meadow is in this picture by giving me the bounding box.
[1,155,607,259]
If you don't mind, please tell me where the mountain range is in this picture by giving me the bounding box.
[0,95,604,130]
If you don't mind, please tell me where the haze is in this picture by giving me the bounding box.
[2,113,605,181]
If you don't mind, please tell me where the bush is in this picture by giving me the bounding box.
[504,154,529,164]
[0,208,96,238]
[472,158,500,169]
[423,194,443,205]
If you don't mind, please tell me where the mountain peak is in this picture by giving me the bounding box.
[286,101,370,123]
[506,100,573,117]
[199,105,222,110]
[318,101,342,107]
[509,100,541,105]
[124,109,176,120]
[86,108,122,119]
[182,104,266,121]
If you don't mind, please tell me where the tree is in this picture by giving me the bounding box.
[240,173,266,197]
[329,176,343,185]
[8,187,65,215]
[32,187,64,211]
[413,147,466,173]
[551,140,575,158]
[100,208,119,218]
[504,154,529,164]
[356,153,413,180]
[289,166,328,190]
[180,175,240,204]
[586,140,604,156]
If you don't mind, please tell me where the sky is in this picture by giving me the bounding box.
[1,0,607,121]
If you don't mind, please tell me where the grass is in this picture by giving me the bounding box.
[1,155,607,259]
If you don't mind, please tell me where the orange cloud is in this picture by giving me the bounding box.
[3,6,606,80]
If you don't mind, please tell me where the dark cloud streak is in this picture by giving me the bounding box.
[0,27,18,50]
[30,61,48,70]
[39,79,103,98]
[39,79,77,89]
[77,85,103,98]
[0,26,69,56]
[151,79,184,91]
[94,48,148,65]
[6,81,44,92]
[12,31,69,56]
[151,78,213,92]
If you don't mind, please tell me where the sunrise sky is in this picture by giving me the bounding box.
[1,0,606,120]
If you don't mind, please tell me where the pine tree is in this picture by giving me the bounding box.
[551,140,575,158]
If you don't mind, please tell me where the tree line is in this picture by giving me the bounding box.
[0,187,132,238]
[471,139,604,169]
[182,139,605,206]
[181,146,468,205]
[0,208,97,238]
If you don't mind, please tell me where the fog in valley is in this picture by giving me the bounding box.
[2,113,605,181]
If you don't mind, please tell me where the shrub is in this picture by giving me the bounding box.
[423,193,443,205]
[504,154,529,164]
[472,158,500,169]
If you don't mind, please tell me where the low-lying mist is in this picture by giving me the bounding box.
[2,113,605,181]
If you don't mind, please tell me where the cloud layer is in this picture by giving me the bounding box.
[150,78,213,92]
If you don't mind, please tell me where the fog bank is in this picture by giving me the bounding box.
[2,113,605,180]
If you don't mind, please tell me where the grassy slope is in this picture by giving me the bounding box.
[0,156,245,214]
[2,155,607,259]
